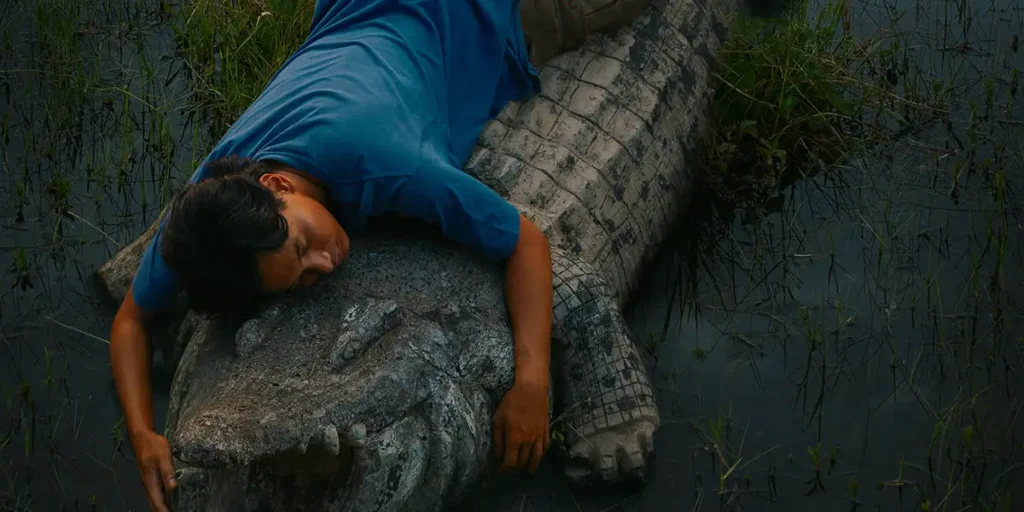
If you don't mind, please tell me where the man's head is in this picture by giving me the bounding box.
[161,156,350,315]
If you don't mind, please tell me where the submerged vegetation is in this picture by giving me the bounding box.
[1,0,192,509]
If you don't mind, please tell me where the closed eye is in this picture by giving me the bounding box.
[287,239,304,292]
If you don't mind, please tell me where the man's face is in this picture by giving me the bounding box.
[256,191,350,294]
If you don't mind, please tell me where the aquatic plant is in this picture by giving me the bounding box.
[705,0,882,214]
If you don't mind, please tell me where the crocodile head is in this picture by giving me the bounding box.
[163,228,516,511]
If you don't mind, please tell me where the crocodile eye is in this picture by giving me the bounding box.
[235,302,286,357]
[329,298,402,368]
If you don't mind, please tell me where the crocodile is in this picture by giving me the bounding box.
[98,0,738,509]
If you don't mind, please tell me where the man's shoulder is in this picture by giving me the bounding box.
[131,223,180,313]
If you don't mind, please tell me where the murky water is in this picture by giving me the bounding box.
[2,0,1021,511]
[466,0,1024,510]
[1,1,199,509]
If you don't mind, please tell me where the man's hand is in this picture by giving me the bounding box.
[492,378,551,472]
[495,214,553,473]
[133,430,177,512]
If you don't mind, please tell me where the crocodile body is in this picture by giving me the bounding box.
[98,0,738,509]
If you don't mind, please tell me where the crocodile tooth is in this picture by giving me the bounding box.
[319,424,341,456]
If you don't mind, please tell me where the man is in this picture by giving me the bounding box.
[110,0,647,510]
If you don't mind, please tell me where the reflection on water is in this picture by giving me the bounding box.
[1,0,1022,510]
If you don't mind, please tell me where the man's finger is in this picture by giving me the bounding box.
[543,427,551,453]
[501,432,520,471]
[143,469,169,512]
[516,441,532,470]
[158,457,178,492]
[527,439,544,473]
[492,418,505,459]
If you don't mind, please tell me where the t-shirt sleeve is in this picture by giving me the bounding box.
[130,225,181,313]
[388,164,521,262]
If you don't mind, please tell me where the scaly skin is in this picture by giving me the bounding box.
[462,0,738,482]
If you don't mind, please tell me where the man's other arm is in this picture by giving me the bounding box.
[110,287,177,512]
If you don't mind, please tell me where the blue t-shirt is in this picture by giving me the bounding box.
[132,0,540,312]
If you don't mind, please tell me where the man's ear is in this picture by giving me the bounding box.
[259,173,295,194]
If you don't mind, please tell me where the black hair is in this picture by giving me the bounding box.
[160,155,289,315]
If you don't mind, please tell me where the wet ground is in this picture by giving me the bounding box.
[2,0,1022,511]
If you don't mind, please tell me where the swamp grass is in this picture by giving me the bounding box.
[174,0,315,131]
[706,0,863,208]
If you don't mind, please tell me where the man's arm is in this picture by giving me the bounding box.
[492,214,553,472]
[110,287,177,512]
[384,167,554,470]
